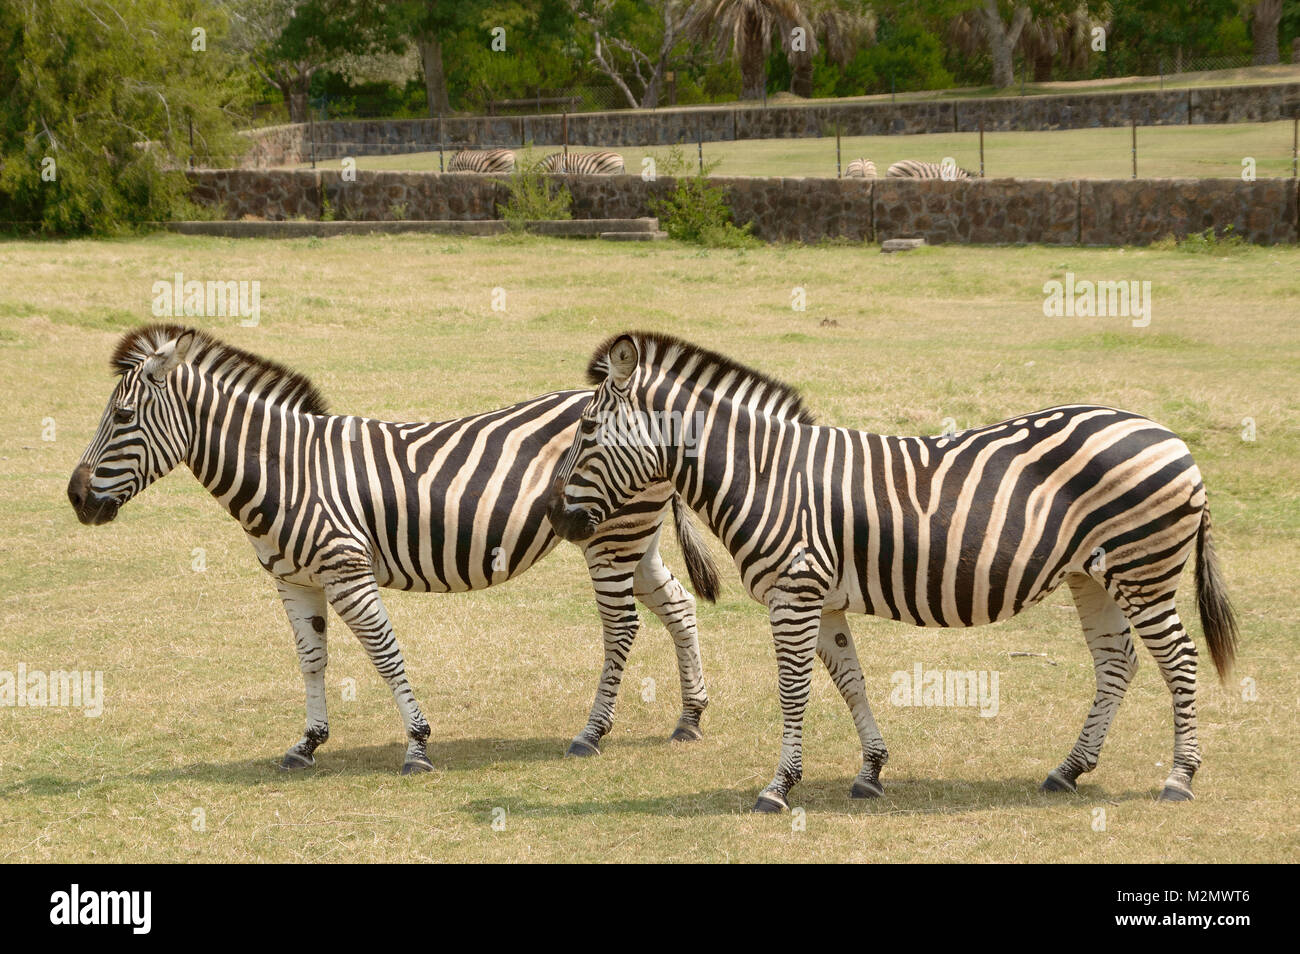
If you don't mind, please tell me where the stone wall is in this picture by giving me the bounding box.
[238,82,1300,166]
[188,169,1300,246]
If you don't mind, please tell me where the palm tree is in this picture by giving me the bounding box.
[786,0,876,98]
[1249,0,1283,66]
[688,0,809,100]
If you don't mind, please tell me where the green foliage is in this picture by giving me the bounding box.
[0,0,250,235]
[1152,225,1249,254]
[649,145,758,248]
[497,148,572,230]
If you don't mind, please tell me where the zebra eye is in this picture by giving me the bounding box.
[580,417,598,435]
[113,406,134,426]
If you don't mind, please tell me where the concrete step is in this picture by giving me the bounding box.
[599,230,669,241]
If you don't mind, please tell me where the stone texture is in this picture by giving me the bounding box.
[1078,178,1299,245]
[237,83,1300,165]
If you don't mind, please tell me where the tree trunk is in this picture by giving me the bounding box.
[641,53,668,108]
[739,17,766,100]
[790,50,813,97]
[418,34,452,116]
[1032,47,1053,82]
[1251,0,1282,66]
[281,70,312,125]
[981,0,1031,88]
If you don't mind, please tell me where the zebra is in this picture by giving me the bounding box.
[67,324,720,774]
[886,158,974,181]
[540,151,625,175]
[547,332,1238,813]
[447,148,516,174]
[844,158,877,178]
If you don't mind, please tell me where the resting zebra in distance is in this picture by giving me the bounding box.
[448,148,516,174]
[548,333,1238,813]
[540,151,625,175]
[68,325,720,774]
[886,158,974,180]
[844,158,877,178]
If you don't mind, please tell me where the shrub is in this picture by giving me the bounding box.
[497,147,572,230]
[650,145,758,248]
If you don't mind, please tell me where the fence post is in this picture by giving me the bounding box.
[836,125,841,178]
[562,111,568,163]
[1293,116,1298,178]
[1131,118,1137,179]
[309,109,316,170]
[697,115,703,175]
[188,113,194,170]
[437,117,443,173]
[979,117,985,178]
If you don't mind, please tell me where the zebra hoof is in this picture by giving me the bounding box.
[1158,782,1194,802]
[566,738,601,758]
[1040,771,1077,794]
[850,778,884,799]
[669,723,703,743]
[751,792,788,814]
[279,750,315,770]
[401,757,434,776]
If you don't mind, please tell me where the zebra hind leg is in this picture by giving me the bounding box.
[634,547,708,744]
[276,580,331,770]
[815,610,889,799]
[323,567,433,775]
[1042,574,1137,794]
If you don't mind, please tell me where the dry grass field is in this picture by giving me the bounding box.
[0,232,1296,862]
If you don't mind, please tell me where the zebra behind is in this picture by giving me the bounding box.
[548,332,1238,813]
[540,151,625,175]
[68,325,720,774]
[845,158,877,178]
[448,149,516,174]
[887,158,974,180]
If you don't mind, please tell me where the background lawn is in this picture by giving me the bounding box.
[0,233,1296,862]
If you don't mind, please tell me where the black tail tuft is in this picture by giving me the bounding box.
[1195,504,1238,682]
[671,495,720,603]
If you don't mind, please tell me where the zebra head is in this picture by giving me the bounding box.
[67,326,196,525]
[548,335,665,542]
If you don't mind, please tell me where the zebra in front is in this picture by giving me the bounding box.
[68,325,719,774]
[540,151,625,175]
[887,158,974,180]
[448,148,516,173]
[548,332,1238,812]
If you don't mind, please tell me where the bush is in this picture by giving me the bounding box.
[650,146,758,248]
[496,148,572,230]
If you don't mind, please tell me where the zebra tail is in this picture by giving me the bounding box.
[671,494,720,603]
[1195,504,1238,682]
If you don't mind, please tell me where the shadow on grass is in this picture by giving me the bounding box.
[460,774,1163,819]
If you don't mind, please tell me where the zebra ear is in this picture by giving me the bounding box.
[607,335,639,388]
[143,330,195,385]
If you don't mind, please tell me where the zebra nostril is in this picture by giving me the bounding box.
[67,464,91,511]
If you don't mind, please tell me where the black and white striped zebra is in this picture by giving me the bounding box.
[844,158,877,178]
[67,325,720,773]
[447,148,516,173]
[540,151,625,175]
[887,158,974,180]
[548,333,1238,812]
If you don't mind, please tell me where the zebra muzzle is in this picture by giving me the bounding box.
[67,464,120,526]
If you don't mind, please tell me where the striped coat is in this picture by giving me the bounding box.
[549,333,1238,812]
[448,148,516,173]
[540,151,625,175]
[845,158,877,178]
[887,158,974,180]
[68,326,719,774]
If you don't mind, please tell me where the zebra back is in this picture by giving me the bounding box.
[541,151,625,175]
[886,158,973,181]
[845,158,877,178]
[448,148,516,174]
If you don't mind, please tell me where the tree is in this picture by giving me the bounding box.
[786,1,876,98]
[571,0,692,108]
[978,0,1031,87]
[687,0,809,100]
[0,0,248,234]
[229,0,398,124]
[1248,0,1283,64]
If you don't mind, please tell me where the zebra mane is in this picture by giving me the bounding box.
[110,324,329,416]
[586,332,815,425]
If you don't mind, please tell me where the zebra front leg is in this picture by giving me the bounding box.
[754,599,823,813]
[323,566,432,775]
[1042,575,1137,794]
[276,580,331,770]
[815,610,889,799]
[634,547,709,743]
